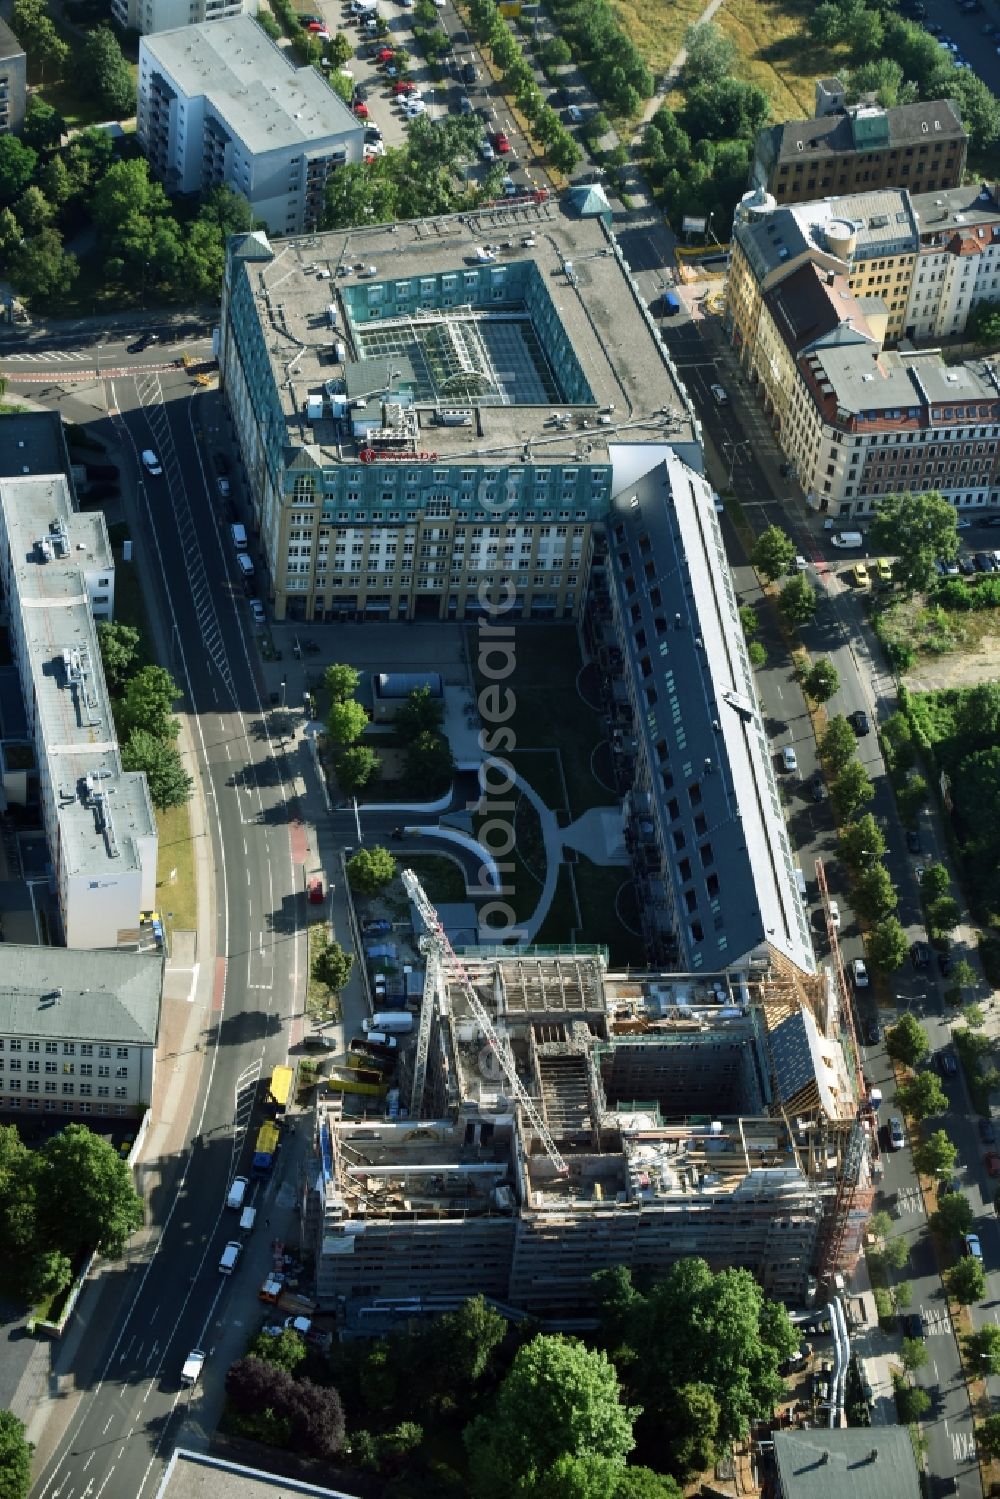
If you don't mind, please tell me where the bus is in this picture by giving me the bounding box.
[267,1065,294,1118]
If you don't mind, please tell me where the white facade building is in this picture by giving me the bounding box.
[0,945,163,1122]
[0,474,158,949]
[112,0,256,37]
[137,18,364,236]
[904,183,1000,342]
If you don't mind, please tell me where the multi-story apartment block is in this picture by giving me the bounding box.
[904,182,1000,341]
[729,188,918,351]
[752,81,966,206]
[787,344,1000,517]
[0,470,158,948]
[219,200,703,623]
[598,452,815,975]
[137,18,363,235]
[113,0,256,36]
[0,945,162,1122]
[311,948,872,1316]
[0,18,25,135]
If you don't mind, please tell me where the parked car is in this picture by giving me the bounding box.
[363,918,391,935]
[811,772,826,801]
[781,745,798,772]
[303,1032,336,1050]
[906,828,921,854]
[975,551,996,572]
[852,957,869,988]
[937,950,953,977]
[980,1118,997,1144]
[249,599,266,626]
[959,556,977,575]
[911,940,932,968]
[479,138,495,160]
[964,1232,984,1260]
[938,1049,958,1077]
[903,1311,925,1338]
[866,1017,881,1045]
[849,709,870,736]
[493,129,511,153]
[828,899,841,930]
[985,1152,1000,1178]
[462,61,477,83]
[710,383,728,404]
[565,103,583,123]
[889,1116,906,1150]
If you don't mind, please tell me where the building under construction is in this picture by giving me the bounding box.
[309,903,877,1315]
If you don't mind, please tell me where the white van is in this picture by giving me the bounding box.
[219,1240,242,1275]
[236,552,254,579]
[830,531,864,548]
[226,1176,248,1210]
[239,1205,257,1233]
[230,522,248,551]
[365,1010,414,1036]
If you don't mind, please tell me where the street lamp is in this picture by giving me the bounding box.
[96,343,104,379]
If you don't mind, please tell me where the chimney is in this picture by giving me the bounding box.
[867,1449,878,1463]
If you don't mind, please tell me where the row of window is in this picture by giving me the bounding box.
[1,1080,129,1096]
[0,1060,127,1076]
[0,1040,129,1056]
[0,1098,130,1117]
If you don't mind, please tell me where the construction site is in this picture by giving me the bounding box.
[306,875,878,1318]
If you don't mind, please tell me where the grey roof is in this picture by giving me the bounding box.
[0,411,67,479]
[0,475,156,882]
[0,16,24,59]
[0,944,163,1046]
[804,344,1000,417]
[225,202,699,467]
[142,16,359,154]
[156,1448,362,1497]
[772,1428,920,1499]
[735,191,918,284]
[607,452,814,975]
[766,98,965,166]
[911,180,1000,239]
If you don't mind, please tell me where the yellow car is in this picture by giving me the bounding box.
[851,563,870,589]
[875,557,892,584]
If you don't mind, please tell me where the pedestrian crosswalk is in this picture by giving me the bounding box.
[1,348,99,362]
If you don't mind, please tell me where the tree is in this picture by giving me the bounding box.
[896,1071,947,1122]
[967,301,1000,347]
[899,1336,928,1373]
[336,745,379,794]
[82,26,136,117]
[886,1013,929,1067]
[348,845,396,893]
[875,1235,909,1271]
[405,729,455,787]
[396,684,445,738]
[313,938,353,994]
[0,137,38,208]
[97,621,141,694]
[819,716,857,775]
[839,814,886,870]
[927,895,960,937]
[930,1191,974,1238]
[964,1325,1000,1377]
[978,1414,1000,1461]
[464,1335,637,1498]
[870,490,959,592]
[832,760,876,824]
[853,862,897,921]
[38,1124,143,1260]
[251,1326,307,1372]
[324,662,361,703]
[327,698,368,748]
[919,863,949,902]
[896,773,929,824]
[751,525,795,581]
[9,227,78,303]
[121,732,193,809]
[913,1129,958,1180]
[14,185,53,235]
[893,1376,930,1422]
[869,915,909,972]
[118,665,180,742]
[949,1255,986,1305]
[682,22,737,87]
[803,658,839,703]
[0,1411,32,1499]
[92,159,171,239]
[22,96,64,152]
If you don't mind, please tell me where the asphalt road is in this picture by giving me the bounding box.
[26,348,308,1499]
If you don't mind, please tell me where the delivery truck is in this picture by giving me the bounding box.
[364,1010,413,1036]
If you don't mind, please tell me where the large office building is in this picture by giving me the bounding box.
[137,18,364,236]
[597,452,815,975]
[751,81,966,206]
[218,199,702,623]
[114,0,256,36]
[309,947,872,1316]
[0,470,158,949]
[0,18,26,136]
[0,945,163,1122]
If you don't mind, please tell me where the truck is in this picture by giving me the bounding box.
[346,1051,393,1075]
[364,1010,414,1036]
[830,531,864,548]
[181,1350,205,1387]
[661,290,681,317]
[252,1121,281,1178]
[327,1073,388,1099]
[267,1065,294,1118]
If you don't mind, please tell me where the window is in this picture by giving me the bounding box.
[114,1087,128,1100]
[63,1043,75,1056]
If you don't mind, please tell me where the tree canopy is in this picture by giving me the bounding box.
[0,1411,32,1499]
[751,525,795,582]
[886,1012,929,1067]
[869,491,960,592]
[348,845,396,893]
[121,732,193,809]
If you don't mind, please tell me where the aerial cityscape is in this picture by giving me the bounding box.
[0,0,999,1493]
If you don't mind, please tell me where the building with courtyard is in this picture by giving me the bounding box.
[218,199,701,623]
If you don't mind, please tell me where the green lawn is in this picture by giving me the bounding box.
[717,0,849,123]
[155,801,196,942]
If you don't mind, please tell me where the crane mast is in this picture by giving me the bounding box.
[401,869,568,1175]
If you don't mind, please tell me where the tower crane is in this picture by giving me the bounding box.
[402,869,568,1175]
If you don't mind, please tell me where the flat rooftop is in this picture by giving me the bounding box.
[806,344,1000,416]
[737,190,917,282]
[142,16,359,154]
[232,203,698,466]
[911,180,1000,240]
[0,412,67,480]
